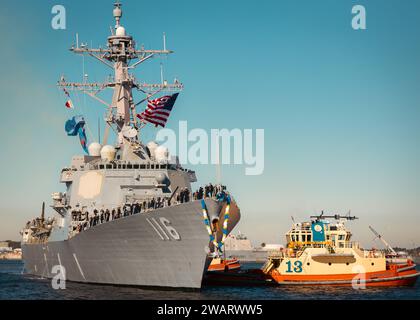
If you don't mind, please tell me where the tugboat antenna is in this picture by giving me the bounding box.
[310,213,359,221]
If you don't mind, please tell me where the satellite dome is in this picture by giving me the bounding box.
[116,26,126,36]
[146,141,159,158]
[100,145,116,162]
[88,142,102,157]
[155,172,170,186]
[155,146,169,163]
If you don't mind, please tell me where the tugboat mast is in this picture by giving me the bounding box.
[58,2,183,149]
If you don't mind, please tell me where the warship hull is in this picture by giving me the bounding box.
[22,199,240,289]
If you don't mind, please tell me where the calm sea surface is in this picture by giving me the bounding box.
[1,260,419,300]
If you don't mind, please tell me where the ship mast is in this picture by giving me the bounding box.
[58,2,183,149]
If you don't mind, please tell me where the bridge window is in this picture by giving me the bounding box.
[140,165,146,169]
[134,164,139,169]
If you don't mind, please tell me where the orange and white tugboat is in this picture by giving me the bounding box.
[262,213,420,287]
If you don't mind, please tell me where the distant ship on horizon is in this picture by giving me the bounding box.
[224,232,283,263]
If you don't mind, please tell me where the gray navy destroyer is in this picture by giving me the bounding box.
[20,2,240,289]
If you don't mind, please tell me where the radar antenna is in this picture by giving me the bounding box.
[310,211,358,222]
[57,2,183,152]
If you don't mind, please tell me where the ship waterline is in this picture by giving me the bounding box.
[23,199,240,288]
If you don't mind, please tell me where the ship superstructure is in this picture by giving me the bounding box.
[20,2,240,289]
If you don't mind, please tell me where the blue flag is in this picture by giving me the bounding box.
[65,116,89,154]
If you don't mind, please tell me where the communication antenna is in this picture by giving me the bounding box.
[163,32,167,51]
[98,118,101,144]
[41,202,45,223]
[113,1,122,28]
[76,33,79,49]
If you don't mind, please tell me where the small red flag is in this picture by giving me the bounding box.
[65,100,74,109]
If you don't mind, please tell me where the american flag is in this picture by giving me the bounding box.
[137,93,179,127]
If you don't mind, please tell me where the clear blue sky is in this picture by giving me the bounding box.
[0,0,419,248]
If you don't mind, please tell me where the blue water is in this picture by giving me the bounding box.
[1,260,419,300]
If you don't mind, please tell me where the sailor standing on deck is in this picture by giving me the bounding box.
[88,210,95,227]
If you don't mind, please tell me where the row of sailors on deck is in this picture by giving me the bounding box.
[70,197,172,230]
[173,184,227,203]
[69,183,229,234]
